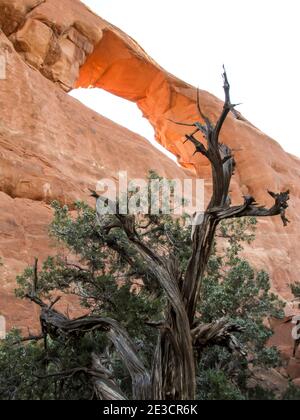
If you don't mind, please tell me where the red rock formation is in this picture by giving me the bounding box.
[76,17,300,300]
[0,0,300,379]
[0,2,195,331]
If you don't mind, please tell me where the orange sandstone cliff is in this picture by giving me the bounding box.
[0,0,299,380]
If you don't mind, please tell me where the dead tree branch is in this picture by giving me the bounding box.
[179,67,290,324]
[23,260,151,400]
[192,318,246,356]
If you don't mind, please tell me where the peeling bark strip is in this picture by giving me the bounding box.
[24,70,289,400]
[26,289,151,400]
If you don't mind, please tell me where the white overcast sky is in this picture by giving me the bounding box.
[72,0,300,159]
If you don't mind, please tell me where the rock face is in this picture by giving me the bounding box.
[0,2,195,330]
[0,0,299,379]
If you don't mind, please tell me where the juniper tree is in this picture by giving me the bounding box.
[1,69,290,400]
[0,208,285,400]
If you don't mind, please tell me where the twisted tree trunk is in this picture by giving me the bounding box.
[90,68,289,400]
[149,68,289,400]
[24,69,290,401]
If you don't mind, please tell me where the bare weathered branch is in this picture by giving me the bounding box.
[192,318,246,356]
[196,88,212,129]
[91,354,128,400]
[216,190,290,226]
[24,282,151,400]
[184,134,208,157]
[34,359,127,400]
[213,66,233,145]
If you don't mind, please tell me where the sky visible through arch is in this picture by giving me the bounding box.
[71,0,300,159]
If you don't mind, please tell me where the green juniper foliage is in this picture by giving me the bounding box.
[0,182,286,399]
[197,218,285,400]
[291,282,300,299]
[282,383,300,400]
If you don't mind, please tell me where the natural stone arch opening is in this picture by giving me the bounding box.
[62,9,184,164]
[74,28,210,174]
[0,0,220,174]
[0,0,299,313]
[72,28,255,180]
[70,88,178,163]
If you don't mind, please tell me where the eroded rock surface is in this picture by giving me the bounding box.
[1,0,298,297]
[0,26,193,331]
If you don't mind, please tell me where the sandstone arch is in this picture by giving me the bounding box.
[0,0,299,332]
